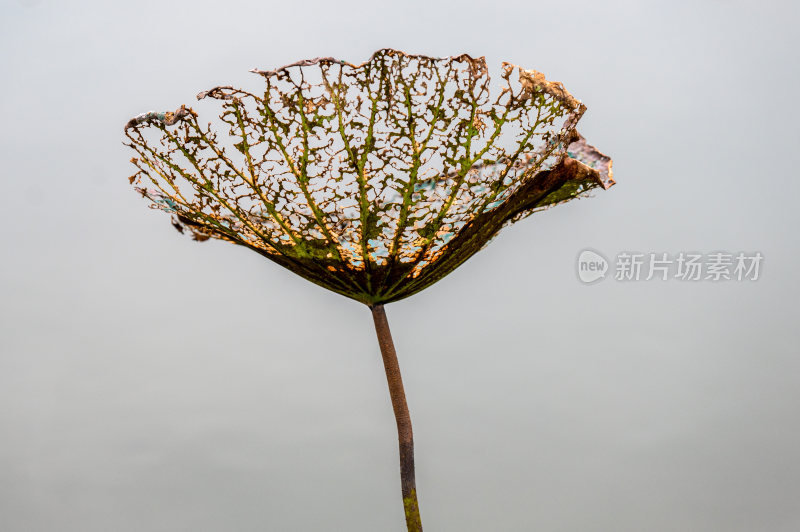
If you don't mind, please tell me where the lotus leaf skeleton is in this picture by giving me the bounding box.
[124,48,614,531]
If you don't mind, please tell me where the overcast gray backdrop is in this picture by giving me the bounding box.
[2,1,799,531]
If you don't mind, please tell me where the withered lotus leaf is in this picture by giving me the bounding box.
[125,49,613,305]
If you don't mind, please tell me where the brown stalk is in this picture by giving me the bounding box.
[370,304,422,532]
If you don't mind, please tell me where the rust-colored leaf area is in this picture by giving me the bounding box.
[125,49,614,304]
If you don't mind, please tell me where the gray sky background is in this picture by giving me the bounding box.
[1,1,799,531]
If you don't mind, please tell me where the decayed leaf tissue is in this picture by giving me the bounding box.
[125,48,613,305]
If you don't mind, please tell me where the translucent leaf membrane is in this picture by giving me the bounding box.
[125,49,614,304]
